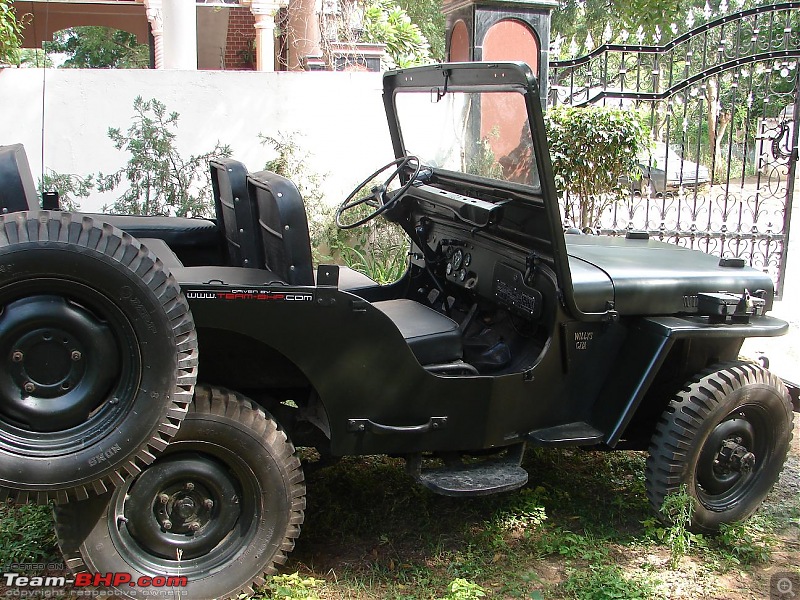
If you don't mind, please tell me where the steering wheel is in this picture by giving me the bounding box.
[335,156,420,229]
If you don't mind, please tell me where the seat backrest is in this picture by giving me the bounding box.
[0,144,40,213]
[247,170,314,286]
[210,158,262,268]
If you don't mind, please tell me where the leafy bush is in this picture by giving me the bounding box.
[642,485,705,569]
[38,170,94,211]
[438,578,486,600]
[98,96,232,217]
[260,131,409,284]
[545,106,647,229]
[362,0,432,68]
[0,1,26,66]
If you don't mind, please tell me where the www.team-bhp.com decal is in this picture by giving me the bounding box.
[185,289,314,302]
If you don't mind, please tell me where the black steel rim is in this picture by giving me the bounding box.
[110,442,260,575]
[695,404,771,511]
[0,278,140,456]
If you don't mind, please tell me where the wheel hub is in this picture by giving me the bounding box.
[697,416,757,498]
[715,438,757,474]
[123,454,242,560]
[0,296,120,432]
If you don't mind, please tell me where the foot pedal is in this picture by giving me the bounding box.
[526,421,603,447]
[408,444,528,497]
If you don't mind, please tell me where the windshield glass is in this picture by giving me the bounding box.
[394,90,539,188]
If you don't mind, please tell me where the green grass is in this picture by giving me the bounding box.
[1,446,796,598]
[0,503,59,567]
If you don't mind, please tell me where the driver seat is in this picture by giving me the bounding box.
[247,170,464,366]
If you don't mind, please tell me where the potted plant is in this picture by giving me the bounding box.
[0,1,25,67]
[237,39,256,69]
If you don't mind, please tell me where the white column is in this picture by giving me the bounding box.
[161,0,198,69]
[144,0,164,69]
[248,0,284,71]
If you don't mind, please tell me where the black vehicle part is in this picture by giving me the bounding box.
[646,361,792,533]
[0,211,197,503]
[55,385,306,600]
[407,443,528,497]
[336,156,420,229]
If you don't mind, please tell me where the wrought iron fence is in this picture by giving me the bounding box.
[549,2,800,296]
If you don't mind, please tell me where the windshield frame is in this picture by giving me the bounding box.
[383,63,543,195]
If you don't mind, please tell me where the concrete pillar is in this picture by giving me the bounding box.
[286,0,322,71]
[161,0,198,69]
[144,0,164,69]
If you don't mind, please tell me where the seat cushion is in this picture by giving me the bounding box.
[374,299,462,365]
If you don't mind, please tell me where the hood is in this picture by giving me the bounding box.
[566,235,774,316]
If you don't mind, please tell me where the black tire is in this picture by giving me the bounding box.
[646,361,793,533]
[55,385,306,600]
[0,211,198,503]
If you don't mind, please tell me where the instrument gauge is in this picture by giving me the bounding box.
[452,249,464,270]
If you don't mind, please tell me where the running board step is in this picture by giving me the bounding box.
[407,444,528,497]
[526,422,604,447]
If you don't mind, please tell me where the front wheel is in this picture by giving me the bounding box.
[55,385,306,599]
[646,361,793,533]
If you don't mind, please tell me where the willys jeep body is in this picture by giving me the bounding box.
[0,62,795,599]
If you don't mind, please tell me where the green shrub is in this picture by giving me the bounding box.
[362,0,432,68]
[0,1,26,65]
[545,106,647,229]
[98,96,232,217]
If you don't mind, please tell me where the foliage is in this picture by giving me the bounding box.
[438,578,486,600]
[714,521,772,565]
[257,573,324,599]
[17,48,52,67]
[393,0,444,61]
[0,0,26,66]
[44,26,149,69]
[98,96,232,217]
[260,132,409,283]
[561,563,655,600]
[362,0,432,69]
[324,201,409,284]
[552,0,769,54]
[0,504,58,566]
[642,485,704,568]
[545,105,647,229]
[38,170,94,211]
[260,131,331,259]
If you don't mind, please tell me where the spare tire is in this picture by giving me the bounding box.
[0,211,198,503]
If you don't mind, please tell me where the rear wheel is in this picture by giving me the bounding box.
[646,361,793,532]
[55,385,306,599]
[0,211,197,503]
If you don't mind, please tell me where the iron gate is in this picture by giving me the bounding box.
[548,3,800,297]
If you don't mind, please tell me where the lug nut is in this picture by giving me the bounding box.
[203,499,214,510]
[188,522,201,532]
[11,351,23,363]
[184,482,195,491]
[158,494,170,504]
[23,382,35,393]
[71,351,82,361]
[162,520,172,531]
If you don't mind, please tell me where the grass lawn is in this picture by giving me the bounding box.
[1,421,798,599]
